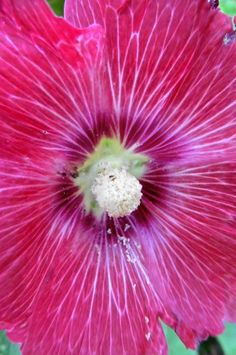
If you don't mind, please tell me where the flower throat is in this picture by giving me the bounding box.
[75,138,148,218]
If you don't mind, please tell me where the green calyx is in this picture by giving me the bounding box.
[75,137,148,217]
[219,0,236,16]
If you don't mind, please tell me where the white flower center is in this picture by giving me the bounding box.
[91,164,143,218]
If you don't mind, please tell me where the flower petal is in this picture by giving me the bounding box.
[64,0,234,147]
[0,153,64,340]
[0,1,109,162]
[20,235,168,354]
[130,159,236,347]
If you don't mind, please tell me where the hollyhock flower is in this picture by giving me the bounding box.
[0,0,236,353]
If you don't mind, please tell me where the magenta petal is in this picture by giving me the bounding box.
[65,0,235,151]
[0,1,109,160]
[136,160,236,345]
[0,156,61,339]
[20,237,167,354]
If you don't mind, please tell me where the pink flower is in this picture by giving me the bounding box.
[0,0,236,353]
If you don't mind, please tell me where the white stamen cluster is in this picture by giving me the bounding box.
[91,166,142,218]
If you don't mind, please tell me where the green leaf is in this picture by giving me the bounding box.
[165,323,236,355]
[218,323,236,354]
[219,0,236,16]
[0,332,20,355]
[164,325,197,355]
[47,0,64,15]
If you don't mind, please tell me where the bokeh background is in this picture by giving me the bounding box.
[0,1,235,354]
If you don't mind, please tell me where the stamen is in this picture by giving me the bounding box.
[91,165,142,218]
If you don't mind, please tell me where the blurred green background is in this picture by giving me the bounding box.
[47,0,64,15]
[0,0,235,354]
